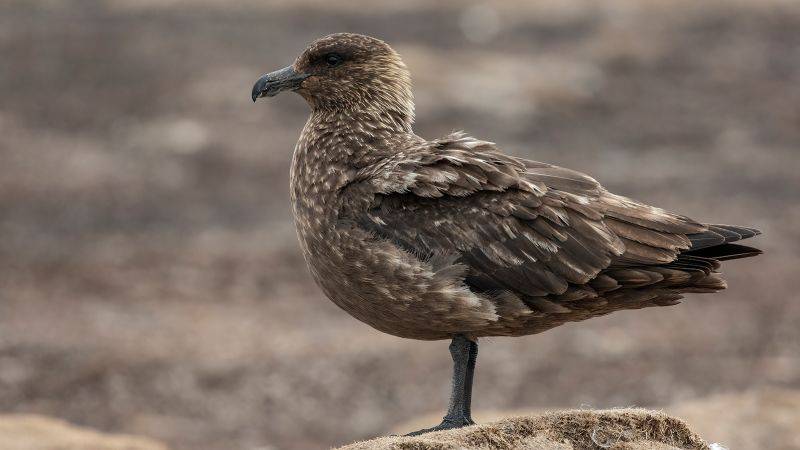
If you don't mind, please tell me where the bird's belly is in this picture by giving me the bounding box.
[292,216,708,340]
[294,223,500,340]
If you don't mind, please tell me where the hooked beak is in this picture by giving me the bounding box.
[251,66,309,102]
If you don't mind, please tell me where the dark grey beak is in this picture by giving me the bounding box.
[251,66,309,102]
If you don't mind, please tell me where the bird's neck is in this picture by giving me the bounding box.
[298,108,415,166]
[289,108,418,211]
[302,76,416,133]
[289,108,409,224]
[316,105,413,134]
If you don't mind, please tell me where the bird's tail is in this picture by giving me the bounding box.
[684,224,762,261]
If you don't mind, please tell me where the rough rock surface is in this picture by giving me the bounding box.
[339,409,709,450]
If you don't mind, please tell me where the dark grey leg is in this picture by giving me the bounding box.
[405,334,478,436]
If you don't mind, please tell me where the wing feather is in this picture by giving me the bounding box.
[342,132,740,300]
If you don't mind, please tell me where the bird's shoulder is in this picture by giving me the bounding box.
[347,132,703,243]
[348,131,601,201]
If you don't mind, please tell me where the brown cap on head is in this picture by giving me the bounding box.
[252,33,414,120]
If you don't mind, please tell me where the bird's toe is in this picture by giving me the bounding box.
[404,416,475,436]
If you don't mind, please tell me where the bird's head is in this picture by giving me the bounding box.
[252,33,414,122]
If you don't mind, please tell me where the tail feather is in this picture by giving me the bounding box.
[713,224,760,240]
[586,223,762,309]
[684,243,763,261]
[687,223,762,251]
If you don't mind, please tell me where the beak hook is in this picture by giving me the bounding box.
[252,66,309,102]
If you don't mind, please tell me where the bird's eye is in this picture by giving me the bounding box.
[325,53,343,67]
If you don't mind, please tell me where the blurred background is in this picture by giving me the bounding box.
[1,0,799,449]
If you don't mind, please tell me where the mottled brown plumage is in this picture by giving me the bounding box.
[252,33,762,434]
[254,33,761,341]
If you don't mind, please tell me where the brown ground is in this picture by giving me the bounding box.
[393,387,800,450]
[1,1,799,449]
[0,414,169,450]
[5,388,798,449]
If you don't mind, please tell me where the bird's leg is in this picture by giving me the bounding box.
[405,334,478,436]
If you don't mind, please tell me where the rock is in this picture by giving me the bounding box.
[339,409,709,450]
[0,414,169,450]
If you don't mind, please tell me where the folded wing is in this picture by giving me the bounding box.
[344,133,725,303]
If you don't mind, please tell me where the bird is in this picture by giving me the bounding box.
[251,33,762,436]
